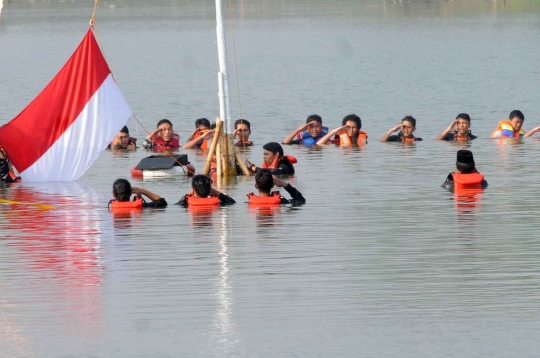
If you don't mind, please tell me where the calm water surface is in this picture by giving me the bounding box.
[1,0,540,357]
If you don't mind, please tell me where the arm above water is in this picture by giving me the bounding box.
[210,187,236,205]
[379,124,402,142]
[441,173,454,190]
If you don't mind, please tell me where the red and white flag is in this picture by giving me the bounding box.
[0,28,132,182]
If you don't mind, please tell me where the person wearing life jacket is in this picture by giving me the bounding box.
[247,169,306,206]
[184,118,214,150]
[380,116,423,143]
[176,174,236,206]
[435,113,478,141]
[316,114,368,146]
[108,178,168,210]
[245,142,296,175]
[108,125,137,150]
[442,150,488,191]
[234,119,254,147]
[282,114,328,146]
[0,146,21,183]
[142,119,181,150]
[490,110,529,138]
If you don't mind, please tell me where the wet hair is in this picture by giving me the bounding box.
[306,114,322,125]
[456,161,476,174]
[195,118,211,129]
[401,116,416,128]
[255,169,274,193]
[456,113,471,123]
[235,119,251,131]
[113,178,132,202]
[509,110,524,122]
[119,125,129,134]
[342,114,361,129]
[263,142,284,158]
[191,174,212,197]
[157,119,173,128]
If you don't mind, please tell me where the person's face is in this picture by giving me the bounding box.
[401,120,415,137]
[456,118,470,135]
[159,123,174,141]
[308,121,323,138]
[263,149,279,166]
[510,117,524,132]
[117,132,130,148]
[345,120,358,137]
[236,123,251,141]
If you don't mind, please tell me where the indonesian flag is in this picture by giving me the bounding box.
[0,28,132,182]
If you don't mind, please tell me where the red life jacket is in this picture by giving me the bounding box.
[108,196,144,211]
[401,135,417,142]
[452,172,484,190]
[261,155,297,169]
[247,192,282,205]
[339,130,368,146]
[152,133,180,149]
[185,194,220,206]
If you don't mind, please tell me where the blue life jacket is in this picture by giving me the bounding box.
[299,126,328,145]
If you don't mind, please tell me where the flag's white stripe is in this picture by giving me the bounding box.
[20,74,132,182]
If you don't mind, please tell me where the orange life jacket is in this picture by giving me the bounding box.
[491,120,524,138]
[235,140,254,147]
[247,192,282,205]
[452,172,484,190]
[108,196,144,211]
[401,135,417,142]
[152,133,180,149]
[185,194,220,206]
[261,155,297,169]
[194,131,211,150]
[339,130,368,146]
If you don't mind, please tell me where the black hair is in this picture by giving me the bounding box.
[195,118,211,129]
[113,178,132,202]
[263,142,284,158]
[255,169,274,193]
[157,119,173,128]
[235,119,251,131]
[210,122,217,130]
[306,114,322,125]
[401,116,416,128]
[191,174,212,197]
[119,125,129,134]
[455,113,471,123]
[342,114,361,129]
[509,110,524,122]
[456,161,476,174]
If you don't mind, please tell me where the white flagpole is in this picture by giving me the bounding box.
[215,0,233,135]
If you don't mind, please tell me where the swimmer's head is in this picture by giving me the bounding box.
[195,118,211,130]
[113,178,132,202]
[262,142,283,166]
[509,110,524,132]
[456,150,476,174]
[342,114,361,138]
[157,119,174,142]
[455,113,471,136]
[255,169,274,193]
[191,174,212,197]
[306,114,323,138]
[401,116,416,138]
[235,119,251,142]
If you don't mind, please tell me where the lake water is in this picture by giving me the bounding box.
[1,0,540,357]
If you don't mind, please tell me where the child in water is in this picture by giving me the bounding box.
[442,150,488,191]
[109,178,168,209]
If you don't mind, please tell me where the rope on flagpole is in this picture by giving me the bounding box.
[90,0,99,26]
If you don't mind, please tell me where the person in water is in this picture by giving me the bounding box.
[108,126,137,150]
[316,114,367,146]
[247,169,306,205]
[245,142,296,175]
[380,116,422,142]
[234,119,253,147]
[176,174,236,206]
[0,146,20,183]
[435,113,477,141]
[184,118,214,149]
[282,114,328,146]
[142,119,180,149]
[109,178,168,208]
[490,110,530,138]
[442,150,488,191]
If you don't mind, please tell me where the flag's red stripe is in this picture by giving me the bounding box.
[0,29,111,172]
